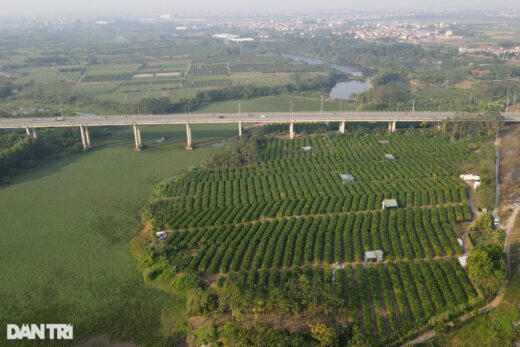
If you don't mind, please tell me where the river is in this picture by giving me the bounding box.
[281,53,371,99]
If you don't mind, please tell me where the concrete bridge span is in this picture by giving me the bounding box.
[1,112,518,151]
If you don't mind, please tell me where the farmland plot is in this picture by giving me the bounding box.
[147,131,482,344]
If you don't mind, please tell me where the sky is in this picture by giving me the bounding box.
[1,0,518,17]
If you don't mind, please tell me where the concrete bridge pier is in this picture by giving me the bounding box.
[79,125,86,150]
[133,124,142,150]
[238,121,242,137]
[85,126,91,148]
[79,125,91,151]
[388,121,397,132]
[31,129,38,139]
[185,123,193,150]
[339,121,346,134]
[289,121,295,139]
[25,127,31,137]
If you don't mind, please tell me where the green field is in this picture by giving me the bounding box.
[0,124,236,346]
[199,95,351,113]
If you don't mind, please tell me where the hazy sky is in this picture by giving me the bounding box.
[2,0,518,17]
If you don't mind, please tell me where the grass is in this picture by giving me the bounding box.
[0,124,237,346]
[435,213,520,346]
[198,94,350,113]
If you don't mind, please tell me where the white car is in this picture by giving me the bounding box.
[494,218,500,227]
[259,114,267,119]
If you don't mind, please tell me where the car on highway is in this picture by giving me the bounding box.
[494,218,500,227]
[218,115,225,119]
[55,116,65,121]
[260,114,267,119]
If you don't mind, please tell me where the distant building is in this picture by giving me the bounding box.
[339,174,355,184]
[385,153,395,160]
[365,250,384,262]
[471,69,492,77]
[212,33,255,43]
[382,199,398,209]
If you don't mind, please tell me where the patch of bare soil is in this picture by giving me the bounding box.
[455,80,477,90]
[189,316,209,330]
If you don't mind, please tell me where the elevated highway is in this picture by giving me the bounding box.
[1,112,518,151]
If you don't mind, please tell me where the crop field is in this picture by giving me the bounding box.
[86,64,141,75]
[198,95,352,113]
[186,78,232,89]
[220,259,477,344]
[188,63,229,77]
[148,132,481,343]
[82,72,133,82]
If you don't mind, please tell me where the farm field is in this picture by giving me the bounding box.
[198,94,352,113]
[145,131,484,344]
[0,124,237,346]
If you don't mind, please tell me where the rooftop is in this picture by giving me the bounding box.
[385,153,395,160]
[382,199,398,208]
[339,173,355,183]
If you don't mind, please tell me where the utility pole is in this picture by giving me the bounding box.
[412,99,415,112]
[320,95,324,113]
[238,100,241,115]
[506,96,510,113]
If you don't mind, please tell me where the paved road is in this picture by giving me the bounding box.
[1,112,519,129]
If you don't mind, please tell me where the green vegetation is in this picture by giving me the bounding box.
[82,73,133,82]
[141,128,490,345]
[0,124,236,346]
[436,211,520,346]
[466,213,507,300]
[467,246,506,301]
[0,128,81,180]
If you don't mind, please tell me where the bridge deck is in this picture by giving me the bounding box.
[0,112,518,129]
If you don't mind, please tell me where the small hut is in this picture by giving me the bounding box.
[382,199,398,209]
[339,174,355,184]
[365,250,384,262]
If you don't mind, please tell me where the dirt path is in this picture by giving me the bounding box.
[494,135,501,210]
[404,204,520,345]
[404,133,519,346]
